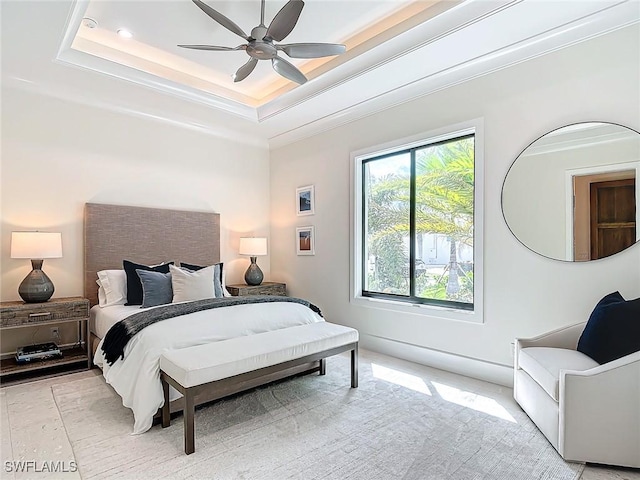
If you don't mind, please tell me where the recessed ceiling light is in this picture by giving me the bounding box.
[82,17,98,29]
[117,29,133,39]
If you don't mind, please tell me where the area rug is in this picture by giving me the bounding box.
[51,355,584,480]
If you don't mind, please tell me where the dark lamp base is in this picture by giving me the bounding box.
[18,260,55,303]
[244,256,264,286]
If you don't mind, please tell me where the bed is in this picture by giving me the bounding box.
[84,203,325,434]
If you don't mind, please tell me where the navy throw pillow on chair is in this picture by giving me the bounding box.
[577,291,640,364]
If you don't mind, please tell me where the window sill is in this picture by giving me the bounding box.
[351,294,484,324]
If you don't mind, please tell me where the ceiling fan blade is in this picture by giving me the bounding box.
[278,43,346,59]
[191,0,249,40]
[233,58,258,82]
[266,0,304,42]
[178,44,246,51]
[272,56,307,84]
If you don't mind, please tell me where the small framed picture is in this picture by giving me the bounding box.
[296,226,315,256]
[296,185,315,216]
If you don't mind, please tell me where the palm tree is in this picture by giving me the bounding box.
[415,138,474,299]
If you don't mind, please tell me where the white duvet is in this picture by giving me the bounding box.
[93,301,324,434]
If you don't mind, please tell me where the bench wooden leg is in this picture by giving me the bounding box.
[319,358,326,375]
[351,345,358,388]
[184,390,195,455]
[161,376,170,428]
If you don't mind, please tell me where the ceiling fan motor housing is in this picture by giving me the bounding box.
[247,29,278,60]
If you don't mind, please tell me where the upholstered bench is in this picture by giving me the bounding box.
[159,322,359,454]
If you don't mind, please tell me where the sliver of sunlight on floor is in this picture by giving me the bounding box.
[432,381,516,423]
[371,364,432,395]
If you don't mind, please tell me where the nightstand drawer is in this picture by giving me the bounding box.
[227,282,287,297]
[0,297,89,328]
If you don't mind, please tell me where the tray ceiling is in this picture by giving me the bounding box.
[2,0,638,147]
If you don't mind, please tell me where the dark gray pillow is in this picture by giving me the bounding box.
[136,269,173,308]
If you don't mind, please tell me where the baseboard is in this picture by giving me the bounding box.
[360,334,514,387]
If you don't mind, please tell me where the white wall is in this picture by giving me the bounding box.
[1,88,270,349]
[269,26,640,381]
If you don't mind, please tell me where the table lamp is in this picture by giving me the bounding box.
[11,231,62,303]
[239,237,267,286]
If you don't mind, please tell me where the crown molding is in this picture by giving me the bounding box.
[265,0,639,148]
[1,77,268,149]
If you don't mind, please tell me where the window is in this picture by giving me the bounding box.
[352,121,483,319]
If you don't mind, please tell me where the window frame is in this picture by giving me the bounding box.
[350,119,484,324]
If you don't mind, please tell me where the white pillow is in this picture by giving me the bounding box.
[96,280,108,306]
[170,264,216,303]
[96,269,127,307]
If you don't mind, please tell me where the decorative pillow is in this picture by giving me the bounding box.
[170,264,216,303]
[180,262,225,298]
[136,269,173,308]
[96,269,127,307]
[123,260,173,306]
[577,291,640,364]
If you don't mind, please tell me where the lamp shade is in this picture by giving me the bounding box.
[11,232,62,259]
[239,237,267,256]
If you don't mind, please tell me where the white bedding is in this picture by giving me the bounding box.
[91,304,155,339]
[93,301,324,434]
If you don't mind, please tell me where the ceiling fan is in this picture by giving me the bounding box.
[178,0,346,84]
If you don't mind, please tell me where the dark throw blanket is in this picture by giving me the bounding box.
[101,296,323,366]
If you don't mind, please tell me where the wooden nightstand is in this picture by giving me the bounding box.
[227,282,287,297]
[0,296,90,385]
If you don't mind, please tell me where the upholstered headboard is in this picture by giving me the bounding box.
[84,203,220,306]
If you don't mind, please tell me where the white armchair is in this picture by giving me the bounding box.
[514,322,640,468]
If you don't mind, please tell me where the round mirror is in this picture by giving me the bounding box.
[502,122,639,261]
